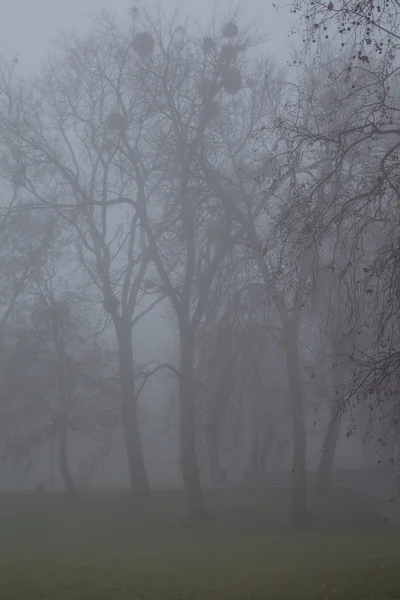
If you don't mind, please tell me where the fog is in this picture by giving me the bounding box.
[0,1,399,597]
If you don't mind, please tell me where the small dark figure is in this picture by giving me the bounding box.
[36,481,45,493]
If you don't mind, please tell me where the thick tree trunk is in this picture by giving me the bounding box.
[285,333,308,527]
[316,410,342,495]
[59,422,75,494]
[116,323,149,500]
[179,326,207,519]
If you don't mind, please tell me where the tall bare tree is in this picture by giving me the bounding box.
[120,9,285,517]
[0,23,173,499]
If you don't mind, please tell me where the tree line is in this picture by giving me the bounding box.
[0,2,399,525]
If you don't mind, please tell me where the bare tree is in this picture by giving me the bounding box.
[291,0,400,57]
[0,195,56,468]
[117,9,284,518]
[0,191,54,346]
[277,41,400,479]
[0,21,175,499]
[0,265,120,491]
[201,136,317,524]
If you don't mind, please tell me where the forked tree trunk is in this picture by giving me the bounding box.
[179,326,207,519]
[59,421,75,494]
[285,333,308,527]
[116,323,149,500]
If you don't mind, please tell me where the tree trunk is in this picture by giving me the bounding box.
[285,332,308,527]
[116,322,149,500]
[59,422,75,494]
[179,325,207,519]
[317,341,348,495]
[316,409,342,495]
[316,364,343,495]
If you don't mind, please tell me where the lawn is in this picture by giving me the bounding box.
[0,487,399,599]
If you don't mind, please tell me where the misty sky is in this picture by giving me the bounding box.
[0,0,294,74]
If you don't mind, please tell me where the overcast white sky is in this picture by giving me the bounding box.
[0,0,295,74]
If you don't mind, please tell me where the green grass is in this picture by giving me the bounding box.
[0,487,399,599]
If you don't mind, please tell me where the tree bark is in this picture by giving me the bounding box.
[179,325,207,519]
[116,322,149,500]
[285,332,308,527]
[59,422,75,494]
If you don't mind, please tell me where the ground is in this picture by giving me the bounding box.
[0,487,399,599]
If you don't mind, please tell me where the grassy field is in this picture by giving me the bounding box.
[0,487,399,599]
